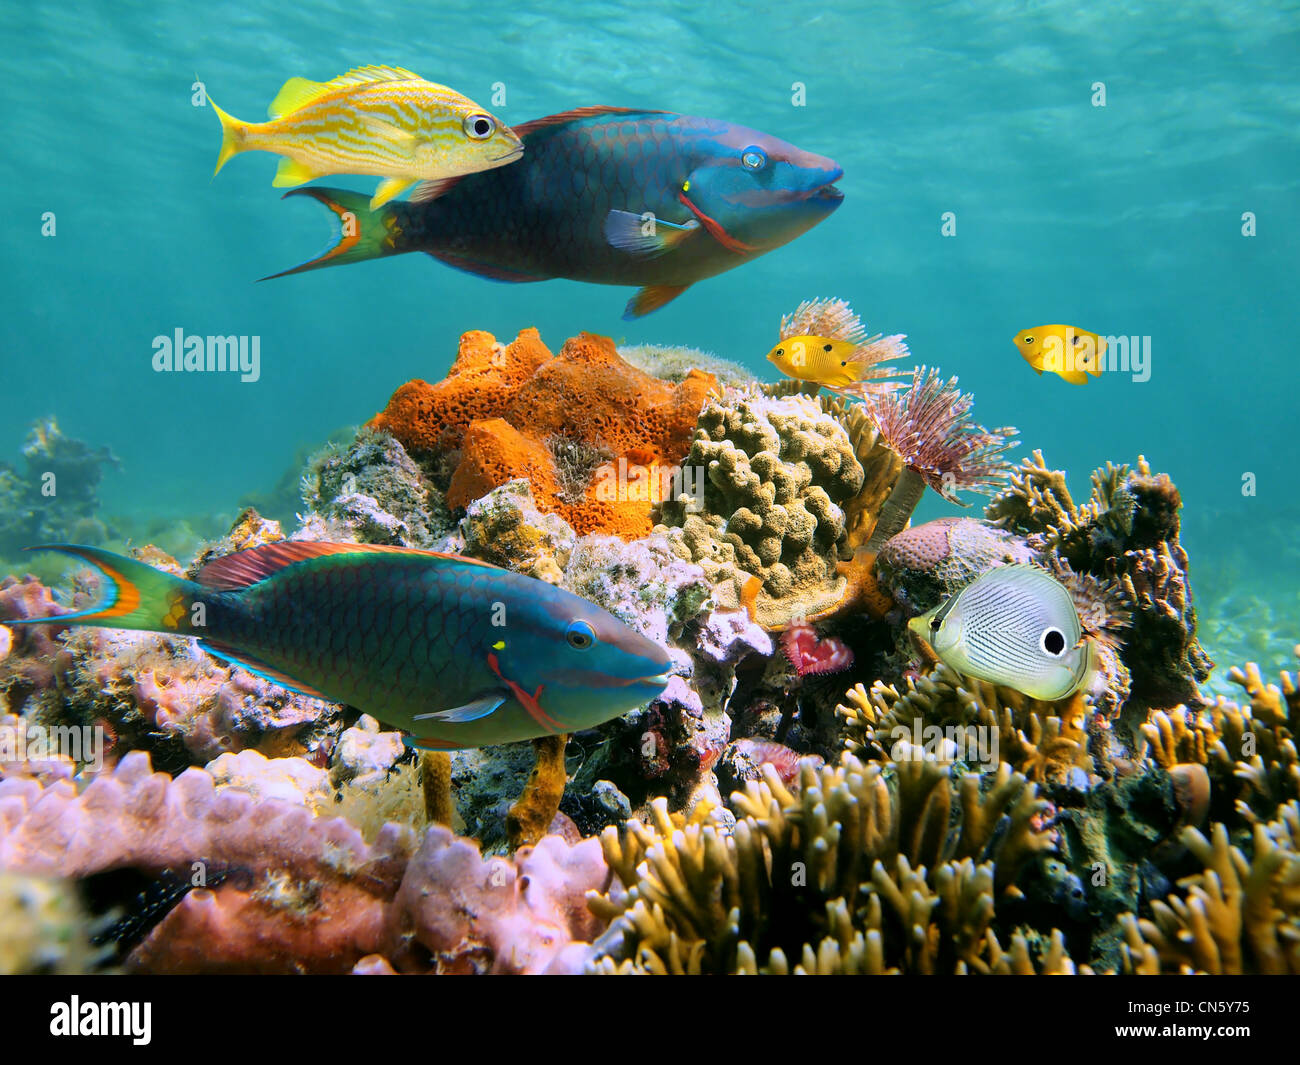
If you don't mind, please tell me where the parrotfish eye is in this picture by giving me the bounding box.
[740,146,767,170]
[1040,627,1067,657]
[565,619,596,650]
[464,113,496,140]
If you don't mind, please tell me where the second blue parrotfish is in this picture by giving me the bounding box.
[265,107,845,318]
[4,542,673,750]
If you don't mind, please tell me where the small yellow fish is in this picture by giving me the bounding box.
[765,298,910,397]
[1012,325,1106,385]
[209,65,523,209]
[766,335,873,389]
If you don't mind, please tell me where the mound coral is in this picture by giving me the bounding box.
[657,392,865,628]
[370,329,716,539]
[874,517,1039,615]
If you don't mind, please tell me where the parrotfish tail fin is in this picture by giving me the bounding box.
[209,96,244,177]
[262,188,398,280]
[6,546,204,634]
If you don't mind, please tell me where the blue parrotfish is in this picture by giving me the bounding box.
[4,542,673,750]
[265,106,845,318]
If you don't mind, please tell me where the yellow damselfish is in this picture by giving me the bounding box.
[1012,325,1106,385]
[209,65,523,209]
[764,298,910,398]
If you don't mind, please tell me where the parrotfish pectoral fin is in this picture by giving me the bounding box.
[624,284,689,320]
[412,693,507,724]
[200,641,329,699]
[262,188,396,280]
[272,156,321,188]
[603,210,699,257]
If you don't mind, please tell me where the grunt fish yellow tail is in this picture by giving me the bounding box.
[209,95,248,177]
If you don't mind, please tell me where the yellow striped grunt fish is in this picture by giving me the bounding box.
[209,65,523,208]
[908,564,1098,701]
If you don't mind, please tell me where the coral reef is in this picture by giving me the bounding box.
[987,451,1212,713]
[0,873,101,974]
[371,329,716,538]
[586,752,1061,974]
[0,418,120,557]
[0,751,606,974]
[298,427,452,547]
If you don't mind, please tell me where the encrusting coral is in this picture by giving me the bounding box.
[370,329,716,539]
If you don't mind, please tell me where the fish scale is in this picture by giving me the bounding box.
[271,107,845,318]
[7,543,672,749]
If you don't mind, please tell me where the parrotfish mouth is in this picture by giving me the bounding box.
[550,667,673,690]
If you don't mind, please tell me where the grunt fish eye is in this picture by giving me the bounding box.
[464,113,495,140]
[565,619,596,650]
[740,146,766,170]
[1040,627,1066,656]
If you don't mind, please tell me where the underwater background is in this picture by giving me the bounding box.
[2,3,1297,687]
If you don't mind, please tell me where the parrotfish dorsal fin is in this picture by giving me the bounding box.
[510,106,671,139]
[268,67,421,118]
[196,541,502,591]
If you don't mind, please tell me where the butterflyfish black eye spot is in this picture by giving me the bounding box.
[841,361,847,366]
[1040,627,1067,656]
[930,616,942,631]
[565,619,596,650]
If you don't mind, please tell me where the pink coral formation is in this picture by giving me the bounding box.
[0,751,610,974]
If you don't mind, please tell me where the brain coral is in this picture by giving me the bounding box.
[370,330,716,539]
[657,392,865,625]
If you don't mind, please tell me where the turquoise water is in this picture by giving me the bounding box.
[3,0,1297,666]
